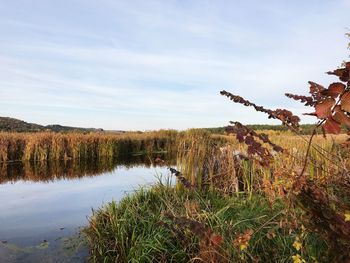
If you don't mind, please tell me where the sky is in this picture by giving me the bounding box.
[0,0,349,130]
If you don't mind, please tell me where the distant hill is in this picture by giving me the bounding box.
[0,117,44,132]
[1,116,340,135]
[0,117,104,133]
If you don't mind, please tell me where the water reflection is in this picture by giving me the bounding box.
[0,154,172,184]
[0,155,174,263]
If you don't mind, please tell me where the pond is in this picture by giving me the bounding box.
[0,156,173,262]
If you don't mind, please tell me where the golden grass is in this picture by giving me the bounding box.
[1,129,347,194]
[0,130,179,162]
[177,131,347,194]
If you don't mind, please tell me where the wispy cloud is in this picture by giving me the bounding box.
[0,0,349,129]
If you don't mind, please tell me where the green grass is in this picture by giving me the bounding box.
[85,185,327,263]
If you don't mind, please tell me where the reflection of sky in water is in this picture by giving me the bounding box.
[0,165,172,244]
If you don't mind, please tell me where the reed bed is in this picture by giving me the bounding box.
[1,129,345,190]
[0,130,179,163]
[177,131,347,195]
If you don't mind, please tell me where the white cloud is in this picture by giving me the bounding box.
[0,0,349,129]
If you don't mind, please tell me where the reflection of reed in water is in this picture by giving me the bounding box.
[0,154,174,184]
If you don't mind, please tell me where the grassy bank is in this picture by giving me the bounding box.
[85,185,327,262]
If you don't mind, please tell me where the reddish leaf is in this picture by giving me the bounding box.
[285,93,315,106]
[323,82,345,98]
[236,133,244,142]
[333,105,341,111]
[327,68,347,77]
[244,135,255,145]
[333,111,350,128]
[327,67,350,82]
[341,92,350,113]
[303,112,317,117]
[308,81,325,101]
[210,234,224,246]
[323,118,341,134]
[309,81,324,92]
[315,98,335,119]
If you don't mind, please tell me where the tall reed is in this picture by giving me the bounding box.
[176,131,346,195]
[0,130,179,163]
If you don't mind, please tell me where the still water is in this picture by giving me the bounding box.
[0,157,172,262]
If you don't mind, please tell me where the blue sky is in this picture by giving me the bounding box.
[0,0,349,130]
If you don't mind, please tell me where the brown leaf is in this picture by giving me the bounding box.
[341,92,350,113]
[327,67,350,82]
[315,98,335,119]
[303,112,317,116]
[210,234,224,247]
[309,81,324,92]
[323,82,346,98]
[333,111,350,128]
[266,229,276,239]
[323,118,341,134]
[308,81,325,101]
[346,61,350,70]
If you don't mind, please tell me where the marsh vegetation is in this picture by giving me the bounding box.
[0,130,178,163]
[85,59,350,262]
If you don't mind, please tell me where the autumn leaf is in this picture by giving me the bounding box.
[303,112,317,117]
[327,67,350,82]
[292,254,306,263]
[341,91,350,113]
[293,241,302,251]
[333,111,350,128]
[315,98,335,119]
[308,81,324,93]
[323,118,341,134]
[239,244,248,251]
[346,61,350,70]
[308,81,325,100]
[233,229,253,252]
[210,234,224,247]
[322,82,345,98]
[345,213,350,222]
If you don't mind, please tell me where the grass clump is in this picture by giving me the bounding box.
[85,186,194,262]
[85,185,327,263]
